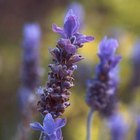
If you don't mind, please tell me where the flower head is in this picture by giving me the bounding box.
[52,9,94,46]
[30,113,66,140]
[86,36,121,115]
[37,10,94,119]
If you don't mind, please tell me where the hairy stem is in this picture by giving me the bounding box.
[86,108,94,140]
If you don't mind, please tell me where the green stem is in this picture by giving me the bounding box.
[86,108,94,140]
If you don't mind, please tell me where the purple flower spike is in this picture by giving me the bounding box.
[86,36,121,117]
[52,9,94,47]
[30,113,66,140]
[38,10,94,119]
[21,23,41,89]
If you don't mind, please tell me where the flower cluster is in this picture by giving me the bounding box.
[37,9,94,119]
[86,36,121,116]
[19,24,41,113]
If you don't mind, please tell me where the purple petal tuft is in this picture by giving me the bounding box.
[52,24,65,37]
[76,35,94,44]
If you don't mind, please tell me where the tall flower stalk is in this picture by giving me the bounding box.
[86,36,121,140]
[30,9,94,140]
[17,24,41,140]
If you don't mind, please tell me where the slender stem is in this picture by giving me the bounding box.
[39,132,45,140]
[86,108,94,140]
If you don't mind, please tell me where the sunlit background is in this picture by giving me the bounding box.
[0,0,140,140]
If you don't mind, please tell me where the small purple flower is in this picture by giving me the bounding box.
[52,9,94,46]
[30,113,66,140]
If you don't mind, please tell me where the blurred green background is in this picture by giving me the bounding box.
[0,0,140,139]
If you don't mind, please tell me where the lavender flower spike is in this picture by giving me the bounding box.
[37,10,94,119]
[30,113,66,140]
[21,23,41,90]
[86,36,121,112]
[16,23,41,140]
[86,37,121,140]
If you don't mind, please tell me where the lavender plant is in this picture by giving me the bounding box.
[30,9,94,140]
[86,36,121,140]
[17,23,41,140]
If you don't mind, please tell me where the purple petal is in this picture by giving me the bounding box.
[55,118,67,129]
[58,38,71,47]
[99,36,107,50]
[30,122,44,131]
[64,9,79,38]
[76,35,94,44]
[52,24,65,37]
[99,36,118,57]
[58,39,76,54]
[106,38,118,54]
[56,129,62,140]
[65,44,77,54]
[111,55,122,68]
[68,2,85,28]
[64,9,74,23]
[43,113,55,135]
